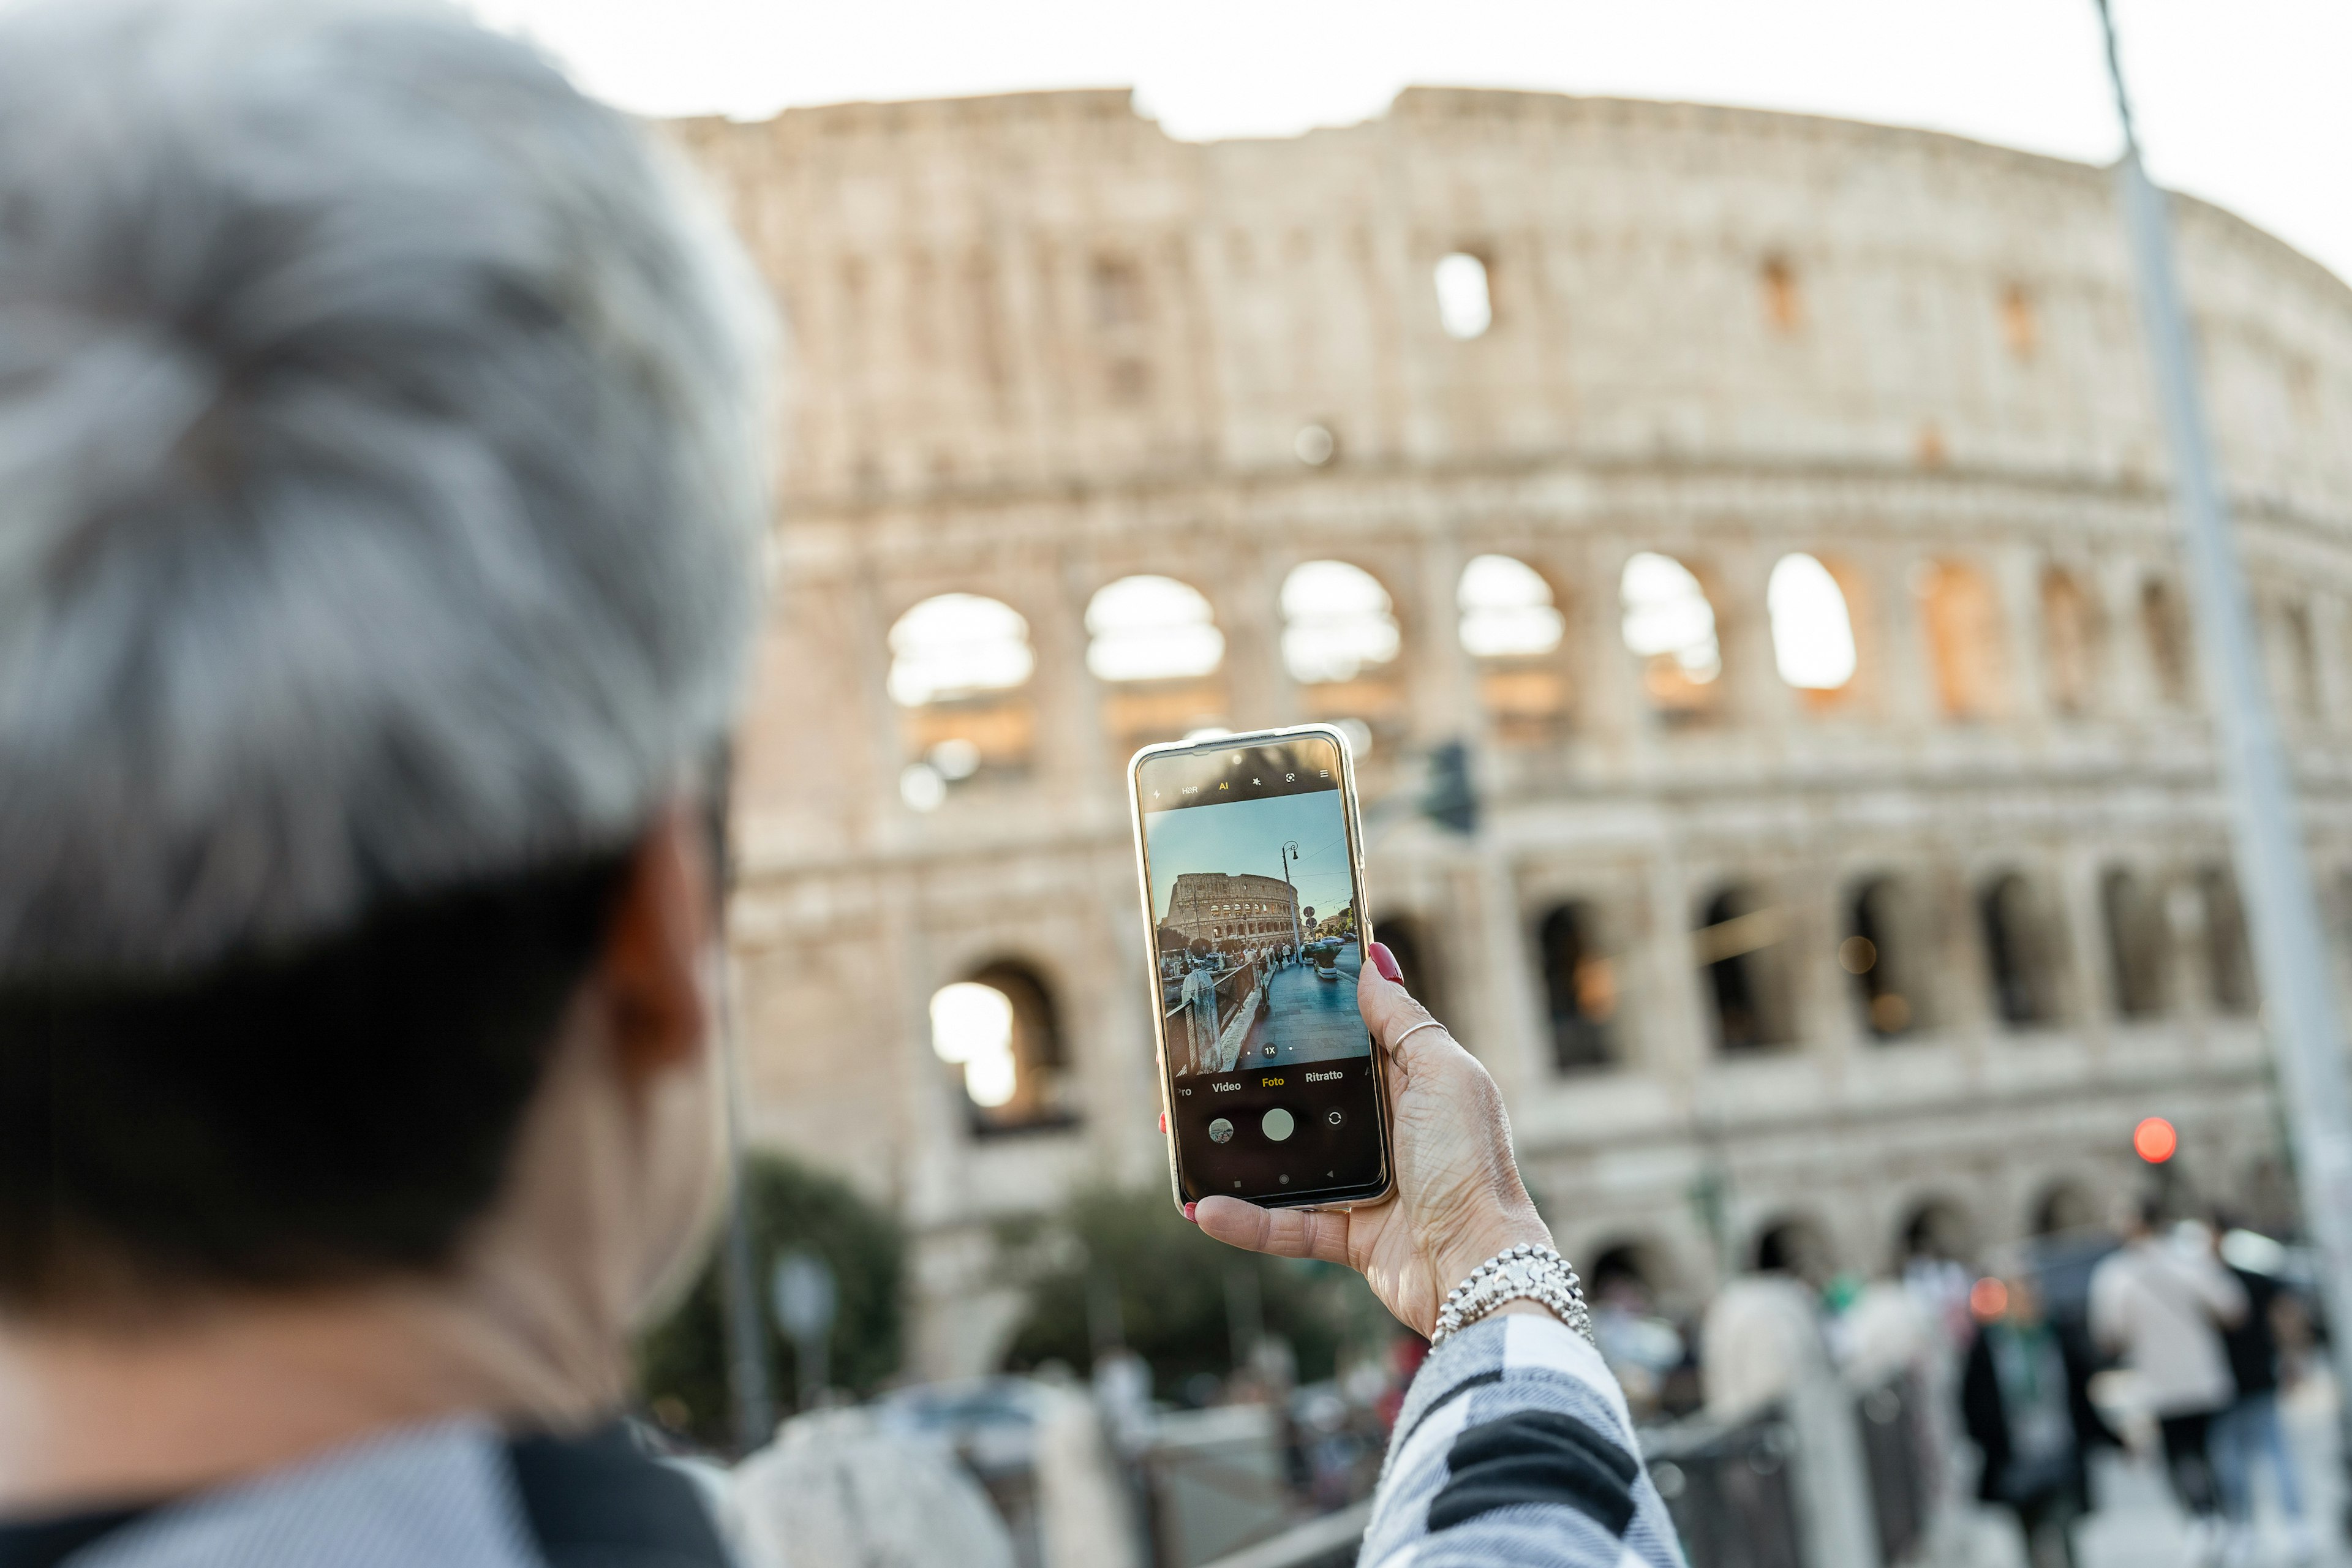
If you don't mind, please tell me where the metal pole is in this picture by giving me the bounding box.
[717,958,775,1452]
[2095,0,2352,1425]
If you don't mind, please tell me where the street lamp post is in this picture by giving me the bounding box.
[2094,0,2352,1436]
[1278,841,1303,958]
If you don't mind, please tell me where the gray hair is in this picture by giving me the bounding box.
[0,0,774,973]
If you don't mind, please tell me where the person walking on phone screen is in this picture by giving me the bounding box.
[1180,943,1221,1075]
[0,4,1686,1566]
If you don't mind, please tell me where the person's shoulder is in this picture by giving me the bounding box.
[0,1422,730,1568]
[508,1425,733,1568]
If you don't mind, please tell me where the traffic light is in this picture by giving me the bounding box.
[1421,740,1478,836]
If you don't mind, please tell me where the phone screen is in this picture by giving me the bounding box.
[1133,731,1390,1208]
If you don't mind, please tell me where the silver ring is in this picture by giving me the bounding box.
[1390,1019,1446,1049]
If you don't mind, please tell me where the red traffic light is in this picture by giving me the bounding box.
[2133,1116,2178,1164]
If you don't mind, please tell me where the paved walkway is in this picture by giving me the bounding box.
[1241,943,1369,1066]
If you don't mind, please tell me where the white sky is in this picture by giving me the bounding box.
[464,0,2352,287]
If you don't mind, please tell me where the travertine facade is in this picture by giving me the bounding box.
[673,89,2352,1378]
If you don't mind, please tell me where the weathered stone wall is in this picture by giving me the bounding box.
[674,88,2352,1378]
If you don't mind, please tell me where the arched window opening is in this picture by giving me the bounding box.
[1586,1240,1666,1300]
[1086,575,1229,751]
[1979,872,2066,1028]
[1760,255,1802,333]
[1621,553,1722,721]
[2197,865,2257,1016]
[1754,1215,1834,1284]
[1695,886,1793,1052]
[1373,913,1448,1034]
[1844,876,1929,1039]
[930,962,1076,1136]
[1460,554,1570,744]
[1898,1199,1975,1269]
[1917,560,2007,720]
[1537,902,1618,1072]
[1766,552,1858,701]
[1091,255,1146,328]
[2000,283,2038,361]
[889,594,1037,806]
[1090,255,1152,407]
[1281,560,1404,744]
[2032,1182,2101,1238]
[2040,567,2103,717]
[2141,576,2193,707]
[1433,252,1493,341]
[2277,600,2323,725]
[2101,867,2170,1019]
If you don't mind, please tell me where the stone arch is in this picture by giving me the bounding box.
[1535,900,1618,1072]
[1585,1237,1678,1309]
[1752,1213,1836,1283]
[1917,559,2008,720]
[1621,552,1723,723]
[1458,553,1572,744]
[1767,551,1861,710]
[2195,864,2257,1016]
[2140,575,2194,707]
[2030,1178,2104,1238]
[2040,565,2104,716]
[1896,1196,1978,1269]
[929,957,1078,1136]
[1695,883,1794,1052]
[1281,559,1406,748]
[1084,574,1229,753]
[2101,866,2171,1019]
[1371,910,1449,1031]
[887,592,1039,796]
[1844,873,1934,1039]
[1978,870,2068,1028]
[2275,598,2324,724]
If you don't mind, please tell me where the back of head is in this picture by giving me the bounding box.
[0,0,772,1307]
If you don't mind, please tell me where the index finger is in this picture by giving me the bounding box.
[1357,952,1451,1054]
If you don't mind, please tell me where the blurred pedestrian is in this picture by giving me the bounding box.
[1961,1272,2113,1568]
[733,1408,1014,1568]
[2209,1224,2315,1563]
[2088,1197,2247,1555]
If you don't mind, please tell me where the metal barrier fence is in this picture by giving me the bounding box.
[1855,1374,1930,1565]
[1645,1414,1805,1568]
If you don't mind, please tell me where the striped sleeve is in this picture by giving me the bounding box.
[1359,1313,1687,1568]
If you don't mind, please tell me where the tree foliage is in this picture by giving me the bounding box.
[997,1184,1394,1400]
[634,1148,905,1449]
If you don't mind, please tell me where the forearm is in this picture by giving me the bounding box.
[1361,1313,1687,1567]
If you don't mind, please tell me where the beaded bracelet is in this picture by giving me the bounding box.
[1430,1242,1596,1348]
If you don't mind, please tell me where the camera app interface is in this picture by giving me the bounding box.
[1137,736,1383,1204]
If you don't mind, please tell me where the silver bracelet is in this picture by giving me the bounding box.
[1430,1242,1596,1348]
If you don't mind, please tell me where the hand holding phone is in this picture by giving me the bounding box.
[1128,726,1392,1210]
[1193,946,1553,1340]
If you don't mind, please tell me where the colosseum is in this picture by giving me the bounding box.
[669,86,2352,1378]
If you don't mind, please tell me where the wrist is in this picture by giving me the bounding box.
[1429,1207,1554,1299]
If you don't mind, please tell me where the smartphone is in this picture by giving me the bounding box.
[1127,725,1393,1213]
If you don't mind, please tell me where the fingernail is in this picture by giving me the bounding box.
[1369,942,1404,984]
[1183,1202,1198,1223]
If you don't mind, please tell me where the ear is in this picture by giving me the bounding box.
[594,805,715,1082]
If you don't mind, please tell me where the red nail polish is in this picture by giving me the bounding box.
[1183,1202,1198,1222]
[1370,942,1404,984]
